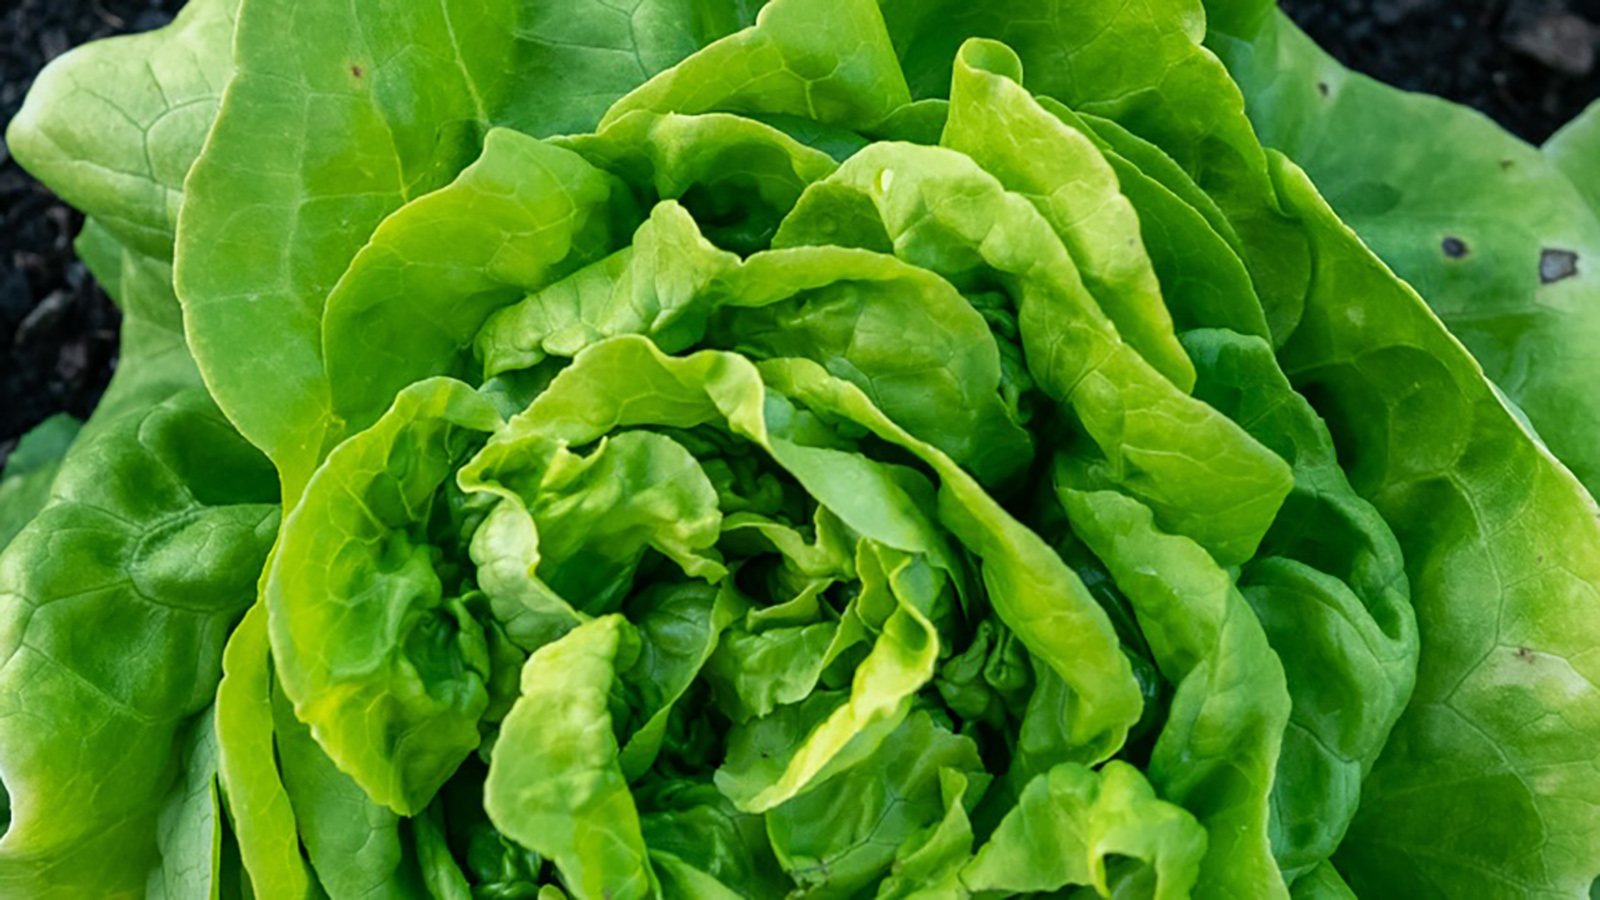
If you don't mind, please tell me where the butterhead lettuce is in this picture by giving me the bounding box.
[2,0,1598,897]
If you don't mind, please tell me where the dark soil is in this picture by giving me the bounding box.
[0,0,1597,468]
[0,0,181,467]
[1280,0,1600,143]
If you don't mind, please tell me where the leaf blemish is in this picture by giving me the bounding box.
[1441,236,1468,259]
[351,64,364,78]
[1540,248,1579,284]
[1515,646,1536,662]
[1316,81,1329,97]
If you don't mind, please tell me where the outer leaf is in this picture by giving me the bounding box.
[1546,100,1600,213]
[5,0,237,259]
[55,223,202,461]
[146,709,224,900]
[6,229,242,883]
[1270,154,1600,898]
[0,391,278,898]
[0,414,80,553]
[177,0,735,500]
[1208,8,1600,498]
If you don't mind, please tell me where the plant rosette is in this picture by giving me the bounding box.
[2,1,1598,898]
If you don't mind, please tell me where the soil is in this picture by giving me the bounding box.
[1279,0,1600,143]
[0,0,1597,468]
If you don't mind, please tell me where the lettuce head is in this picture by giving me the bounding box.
[2,0,1599,898]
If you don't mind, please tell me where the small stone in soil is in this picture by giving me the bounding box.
[13,290,73,346]
[1506,6,1600,75]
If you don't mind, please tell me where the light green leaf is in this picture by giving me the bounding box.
[1057,108,1268,339]
[266,378,503,816]
[717,542,947,812]
[763,352,1145,762]
[271,678,426,898]
[510,336,1140,762]
[321,128,633,438]
[601,0,911,130]
[1185,328,1418,879]
[944,38,1195,392]
[876,0,1311,341]
[485,615,655,900]
[765,710,984,897]
[777,143,1294,566]
[1055,474,1290,899]
[460,424,727,622]
[477,201,739,378]
[215,605,315,900]
[963,761,1206,899]
[483,200,1035,486]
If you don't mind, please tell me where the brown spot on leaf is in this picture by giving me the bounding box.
[1316,81,1330,97]
[1441,236,1468,259]
[1515,646,1536,662]
[1499,158,1515,171]
[1540,248,1579,284]
[351,64,364,78]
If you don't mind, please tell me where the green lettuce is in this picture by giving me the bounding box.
[3,0,1598,896]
